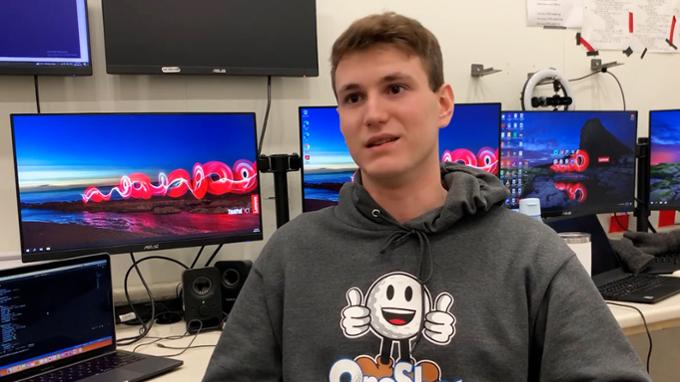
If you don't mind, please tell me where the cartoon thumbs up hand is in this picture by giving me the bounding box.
[341,287,371,338]
[424,293,456,345]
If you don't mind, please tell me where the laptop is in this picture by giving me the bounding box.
[0,254,182,381]
[547,215,680,304]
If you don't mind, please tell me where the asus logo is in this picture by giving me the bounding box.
[143,244,160,250]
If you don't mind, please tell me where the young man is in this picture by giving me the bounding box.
[203,12,649,382]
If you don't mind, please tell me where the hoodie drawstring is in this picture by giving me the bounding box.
[378,227,434,284]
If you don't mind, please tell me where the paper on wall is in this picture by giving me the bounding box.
[527,0,584,28]
[581,0,680,53]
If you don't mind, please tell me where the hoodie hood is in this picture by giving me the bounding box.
[336,162,509,234]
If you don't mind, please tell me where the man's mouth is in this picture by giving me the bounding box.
[381,308,415,326]
[366,136,399,148]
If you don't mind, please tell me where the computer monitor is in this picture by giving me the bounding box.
[649,109,680,210]
[500,111,637,217]
[101,0,317,76]
[11,113,262,263]
[299,103,501,212]
[0,0,92,76]
[439,103,501,174]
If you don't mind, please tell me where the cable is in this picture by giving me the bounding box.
[130,316,189,353]
[117,255,189,346]
[190,246,205,269]
[648,222,658,234]
[256,75,272,157]
[156,320,204,358]
[537,70,599,86]
[203,243,224,268]
[33,75,41,113]
[605,71,626,111]
[157,343,216,350]
[606,301,652,374]
[568,71,600,82]
[118,253,156,345]
[634,197,658,234]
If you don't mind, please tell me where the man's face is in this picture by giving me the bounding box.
[334,45,453,184]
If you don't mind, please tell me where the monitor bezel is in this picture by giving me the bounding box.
[501,110,638,218]
[648,109,680,211]
[11,112,263,263]
[0,0,93,76]
[298,102,503,213]
[100,0,318,77]
[0,254,114,381]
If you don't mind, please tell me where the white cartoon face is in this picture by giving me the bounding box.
[365,273,430,340]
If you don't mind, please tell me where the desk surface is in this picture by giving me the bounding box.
[117,290,680,380]
[608,292,680,336]
[117,323,220,382]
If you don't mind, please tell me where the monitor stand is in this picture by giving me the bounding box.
[634,137,651,232]
[257,153,301,228]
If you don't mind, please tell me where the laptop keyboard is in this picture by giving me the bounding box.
[24,352,145,382]
[598,274,665,299]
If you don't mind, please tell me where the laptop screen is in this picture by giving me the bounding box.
[0,255,114,379]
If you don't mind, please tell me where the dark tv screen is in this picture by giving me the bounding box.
[11,113,263,263]
[101,0,318,76]
[0,0,92,75]
[500,111,637,217]
[299,103,501,212]
[649,109,680,210]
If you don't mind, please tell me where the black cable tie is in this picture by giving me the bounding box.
[666,38,678,50]
[586,50,600,56]
[640,47,648,59]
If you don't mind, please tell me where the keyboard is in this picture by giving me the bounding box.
[25,352,145,382]
[598,274,664,300]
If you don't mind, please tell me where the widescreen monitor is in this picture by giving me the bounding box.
[500,111,637,217]
[102,0,318,76]
[11,113,262,263]
[299,103,501,212]
[649,109,680,210]
[0,0,92,75]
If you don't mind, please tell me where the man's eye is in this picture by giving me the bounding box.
[388,84,405,94]
[344,93,362,104]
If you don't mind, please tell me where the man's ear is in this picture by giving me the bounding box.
[437,83,454,128]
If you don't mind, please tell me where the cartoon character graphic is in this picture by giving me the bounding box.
[337,272,456,382]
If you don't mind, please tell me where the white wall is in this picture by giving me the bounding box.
[0,0,679,292]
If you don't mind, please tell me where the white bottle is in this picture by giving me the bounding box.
[518,198,542,221]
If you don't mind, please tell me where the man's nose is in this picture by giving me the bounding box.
[363,94,389,127]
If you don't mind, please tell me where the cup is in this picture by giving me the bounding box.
[558,232,592,275]
[518,198,542,221]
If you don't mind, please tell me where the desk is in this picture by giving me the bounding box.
[608,292,680,336]
[117,323,221,382]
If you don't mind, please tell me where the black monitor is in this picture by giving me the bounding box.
[299,103,501,212]
[0,0,92,76]
[500,111,637,217]
[11,113,263,263]
[101,0,318,76]
[649,109,680,210]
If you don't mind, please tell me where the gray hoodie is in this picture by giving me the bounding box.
[203,163,649,382]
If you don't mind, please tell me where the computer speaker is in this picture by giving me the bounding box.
[182,267,223,333]
[213,260,252,315]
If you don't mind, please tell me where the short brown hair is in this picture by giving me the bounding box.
[331,12,444,93]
